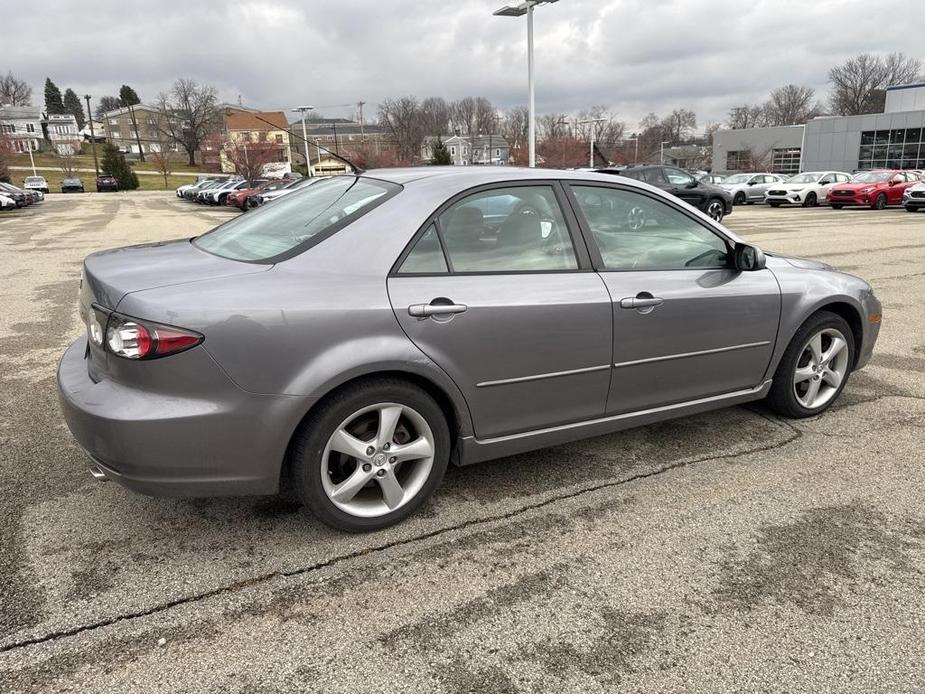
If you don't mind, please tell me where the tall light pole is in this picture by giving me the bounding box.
[660,140,671,165]
[578,118,605,168]
[292,106,314,177]
[493,0,559,168]
[84,95,99,176]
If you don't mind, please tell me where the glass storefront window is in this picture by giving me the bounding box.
[771,147,801,175]
[859,127,925,170]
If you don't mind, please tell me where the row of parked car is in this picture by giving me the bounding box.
[595,164,925,220]
[0,180,45,211]
[174,173,322,211]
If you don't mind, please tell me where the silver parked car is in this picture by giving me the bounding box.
[58,168,881,531]
[721,172,787,205]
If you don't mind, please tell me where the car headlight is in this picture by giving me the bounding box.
[859,187,874,194]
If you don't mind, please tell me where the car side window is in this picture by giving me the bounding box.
[642,168,667,185]
[398,224,448,274]
[665,168,695,186]
[422,186,578,273]
[570,185,730,271]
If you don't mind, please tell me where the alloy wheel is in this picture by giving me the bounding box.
[792,328,850,410]
[706,199,725,221]
[321,403,435,518]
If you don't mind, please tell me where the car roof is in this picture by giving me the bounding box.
[361,166,663,187]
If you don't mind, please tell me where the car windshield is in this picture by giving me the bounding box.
[852,171,891,183]
[787,173,822,184]
[194,176,399,263]
[723,174,751,184]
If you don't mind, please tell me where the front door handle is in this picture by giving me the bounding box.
[620,294,664,312]
[408,301,468,318]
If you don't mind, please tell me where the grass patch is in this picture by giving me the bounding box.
[10,152,205,174]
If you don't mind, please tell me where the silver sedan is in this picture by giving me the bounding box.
[58,168,881,531]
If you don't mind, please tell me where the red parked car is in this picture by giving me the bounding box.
[827,170,922,210]
[225,178,294,210]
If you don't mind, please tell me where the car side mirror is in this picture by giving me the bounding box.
[820,179,832,185]
[733,242,765,271]
[889,178,901,186]
[685,180,698,188]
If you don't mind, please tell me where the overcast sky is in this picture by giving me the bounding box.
[1,0,918,130]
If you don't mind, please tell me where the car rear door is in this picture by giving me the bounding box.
[565,181,781,415]
[664,167,705,208]
[387,182,613,439]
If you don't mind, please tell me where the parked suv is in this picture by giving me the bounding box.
[597,165,733,222]
[61,177,85,193]
[902,180,925,212]
[827,170,921,210]
[764,171,852,207]
[23,175,49,194]
[720,173,787,205]
[96,174,119,192]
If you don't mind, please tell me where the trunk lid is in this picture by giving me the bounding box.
[81,238,269,310]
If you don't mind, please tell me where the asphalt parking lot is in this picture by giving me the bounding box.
[1,192,924,693]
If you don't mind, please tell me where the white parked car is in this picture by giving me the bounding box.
[720,173,788,205]
[764,171,853,207]
[23,175,49,194]
[0,193,16,210]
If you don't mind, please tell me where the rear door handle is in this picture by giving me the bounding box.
[408,302,468,318]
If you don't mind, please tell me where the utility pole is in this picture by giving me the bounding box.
[660,140,670,165]
[555,117,569,167]
[357,101,366,140]
[126,102,145,162]
[292,106,314,177]
[84,95,99,176]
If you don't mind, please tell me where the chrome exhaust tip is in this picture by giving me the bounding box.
[88,464,107,481]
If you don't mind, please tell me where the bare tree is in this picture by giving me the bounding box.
[660,109,697,143]
[378,96,427,161]
[499,107,529,151]
[829,52,922,115]
[148,131,178,189]
[156,79,220,166]
[224,140,279,183]
[58,151,79,177]
[538,113,570,140]
[450,97,478,135]
[726,104,768,129]
[0,71,32,106]
[764,84,820,125]
[420,97,451,136]
[474,97,497,135]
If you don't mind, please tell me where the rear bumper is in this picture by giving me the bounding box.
[57,337,312,497]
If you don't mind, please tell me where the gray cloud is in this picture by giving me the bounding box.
[1,0,919,129]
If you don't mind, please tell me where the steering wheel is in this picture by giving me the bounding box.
[626,206,647,231]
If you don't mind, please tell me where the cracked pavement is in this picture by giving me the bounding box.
[1,194,924,693]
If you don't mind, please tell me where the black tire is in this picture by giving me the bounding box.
[905,206,918,213]
[802,192,817,207]
[872,193,887,210]
[218,194,228,206]
[831,204,843,210]
[733,192,746,206]
[704,198,725,222]
[766,311,855,419]
[768,201,782,208]
[291,378,450,532]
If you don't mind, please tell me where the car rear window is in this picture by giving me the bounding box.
[194,176,400,263]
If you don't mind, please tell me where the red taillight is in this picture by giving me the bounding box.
[97,307,203,360]
[153,327,202,356]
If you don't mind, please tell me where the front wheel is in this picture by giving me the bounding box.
[802,192,817,207]
[905,206,918,213]
[704,198,725,222]
[733,192,746,206]
[768,201,782,208]
[766,311,855,418]
[291,379,450,532]
[872,193,887,210]
[831,204,843,210]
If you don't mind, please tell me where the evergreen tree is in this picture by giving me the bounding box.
[119,85,141,106]
[44,78,65,114]
[431,138,452,165]
[63,89,85,130]
[95,96,122,119]
[101,144,140,190]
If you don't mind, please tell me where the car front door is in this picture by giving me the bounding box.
[566,182,781,415]
[664,167,705,208]
[387,183,613,439]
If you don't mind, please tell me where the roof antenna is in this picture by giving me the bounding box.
[252,113,365,175]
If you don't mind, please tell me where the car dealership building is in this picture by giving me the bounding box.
[712,82,925,174]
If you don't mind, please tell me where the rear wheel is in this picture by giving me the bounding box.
[766,311,855,418]
[704,198,725,222]
[872,193,887,210]
[291,379,450,532]
[802,192,817,207]
[831,204,843,210]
